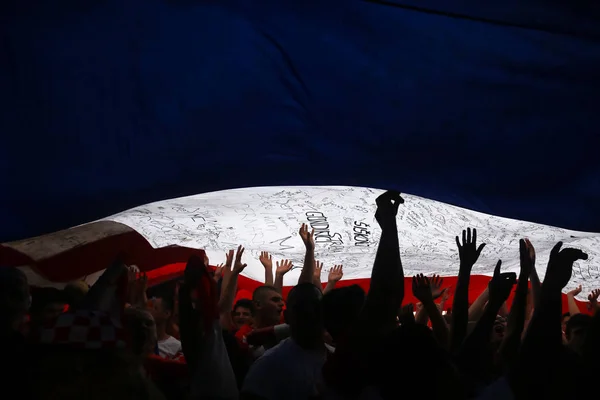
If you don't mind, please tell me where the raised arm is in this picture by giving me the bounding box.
[312,260,324,292]
[323,265,343,295]
[500,239,533,367]
[588,289,600,315]
[412,274,449,348]
[219,246,247,330]
[524,239,542,308]
[511,242,588,399]
[468,288,489,322]
[259,251,274,286]
[450,228,486,353]
[274,259,293,293]
[362,190,405,332]
[458,261,516,382]
[297,224,316,285]
[565,285,582,316]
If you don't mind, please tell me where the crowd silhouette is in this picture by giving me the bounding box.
[1,191,598,399]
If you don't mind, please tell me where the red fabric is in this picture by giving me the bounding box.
[226,274,590,315]
[1,232,591,314]
[145,354,188,380]
[0,231,205,282]
[235,323,254,351]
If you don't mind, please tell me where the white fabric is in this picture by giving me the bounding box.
[189,321,238,400]
[104,186,600,297]
[157,335,182,359]
[242,338,328,400]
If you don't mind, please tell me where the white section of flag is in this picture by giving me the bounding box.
[104,186,600,298]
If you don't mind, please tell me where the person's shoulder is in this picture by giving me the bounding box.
[166,335,181,345]
[261,337,296,357]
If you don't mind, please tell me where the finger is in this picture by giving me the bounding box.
[519,239,525,254]
[550,241,563,257]
[467,228,471,244]
[462,230,467,246]
[476,243,486,257]
[472,228,477,245]
[456,236,461,249]
[494,260,502,277]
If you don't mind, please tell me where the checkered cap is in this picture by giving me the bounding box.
[37,309,127,350]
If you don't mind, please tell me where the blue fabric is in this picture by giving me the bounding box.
[1,0,600,242]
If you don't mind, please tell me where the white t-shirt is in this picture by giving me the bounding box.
[157,335,182,359]
[242,338,329,400]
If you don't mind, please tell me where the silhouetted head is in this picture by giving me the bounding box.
[30,287,66,327]
[322,285,365,343]
[490,315,507,347]
[149,293,175,327]
[284,283,323,348]
[123,307,157,361]
[566,313,592,354]
[252,285,284,327]
[63,281,89,310]
[373,324,464,399]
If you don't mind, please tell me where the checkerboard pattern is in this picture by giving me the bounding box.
[37,310,127,350]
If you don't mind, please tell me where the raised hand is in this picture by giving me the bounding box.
[544,242,588,291]
[225,250,234,269]
[127,265,138,285]
[412,274,433,304]
[567,285,582,297]
[588,289,600,313]
[313,260,324,280]
[589,289,600,303]
[438,287,450,311]
[213,264,224,282]
[524,238,536,266]
[328,265,344,283]
[374,190,404,228]
[455,228,486,269]
[519,239,534,278]
[233,245,247,274]
[299,223,315,250]
[220,249,235,282]
[259,251,273,270]
[488,260,516,306]
[398,303,415,326]
[430,275,446,299]
[275,259,293,275]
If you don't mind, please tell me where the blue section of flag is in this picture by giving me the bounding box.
[1,0,599,241]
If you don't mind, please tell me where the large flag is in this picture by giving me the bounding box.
[104,186,600,297]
